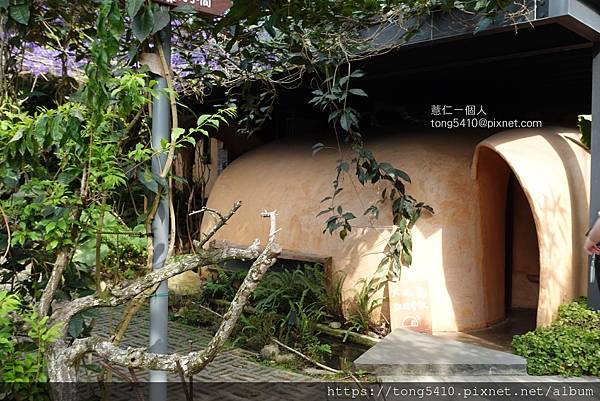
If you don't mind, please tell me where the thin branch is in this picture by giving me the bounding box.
[126,107,145,135]
[98,361,145,401]
[154,35,178,179]
[193,201,241,248]
[196,303,222,318]
[127,368,145,401]
[167,177,176,257]
[270,337,341,374]
[110,285,159,345]
[175,360,192,401]
[0,205,10,265]
[95,197,106,292]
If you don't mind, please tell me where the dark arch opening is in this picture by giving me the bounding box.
[473,147,539,347]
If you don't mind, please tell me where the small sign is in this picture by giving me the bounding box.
[153,0,232,16]
[388,278,432,334]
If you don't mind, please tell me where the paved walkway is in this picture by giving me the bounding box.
[80,309,600,400]
[90,306,313,383]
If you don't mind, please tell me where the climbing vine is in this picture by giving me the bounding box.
[171,0,529,279]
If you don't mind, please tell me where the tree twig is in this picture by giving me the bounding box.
[270,337,342,374]
[192,202,242,248]
[37,248,71,317]
[97,361,145,401]
[168,177,176,257]
[0,205,10,265]
[127,368,146,401]
[176,360,192,401]
[95,196,106,292]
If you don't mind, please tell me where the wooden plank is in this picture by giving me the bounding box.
[209,240,332,266]
[153,0,232,16]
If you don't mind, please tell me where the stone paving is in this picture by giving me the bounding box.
[89,306,314,383]
[83,307,600,401]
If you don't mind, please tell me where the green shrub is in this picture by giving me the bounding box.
[512,298,600,376]
[0,290,62,399]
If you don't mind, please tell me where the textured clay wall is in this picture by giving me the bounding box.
[202,131,485,332]
[510,179,540,310]
[199,127,590,332]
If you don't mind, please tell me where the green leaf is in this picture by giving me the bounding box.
[9,129,23,143]
[126,0,144,18]
[152,8,170,34]
[138,168,158,193]
[389,230,401,245]
[172,127,185,140]
[316,208,333,217]
[402,251,412,267]
[474,17,493,34]
[9,4,30,25]
[348,88,368,97]
[68,314,84,338]
[578,114,592,150]
[312,142,325,156]
[132,5,154,42]
[340,112,350,131]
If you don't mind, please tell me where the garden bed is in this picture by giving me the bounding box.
[169,263,386,374]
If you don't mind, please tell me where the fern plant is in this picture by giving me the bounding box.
[344,275,385,339]
[253,264,325,314]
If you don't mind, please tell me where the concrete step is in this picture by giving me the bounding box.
[353,329,528,376]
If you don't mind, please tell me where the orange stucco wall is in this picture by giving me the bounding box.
[197,127,590,332]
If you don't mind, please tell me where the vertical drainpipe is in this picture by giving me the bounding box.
[589,43,600,310]
[149,14,171,401]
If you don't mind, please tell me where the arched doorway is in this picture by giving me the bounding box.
[476,147,539,332]
[505,172,540,325]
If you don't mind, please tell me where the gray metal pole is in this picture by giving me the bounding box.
[149,16,171,399]
[588,43,600,310]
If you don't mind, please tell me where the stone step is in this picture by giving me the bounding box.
[353,329,528,376]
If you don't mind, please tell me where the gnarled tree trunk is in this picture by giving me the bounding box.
[39,206,280,401]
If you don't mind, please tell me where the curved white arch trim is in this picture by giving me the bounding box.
[472,127,590,326]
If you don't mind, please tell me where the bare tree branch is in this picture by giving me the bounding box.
[60,210,280,375]
[193,201,242,248]
[37,248,71,317]
[50,241,260,329]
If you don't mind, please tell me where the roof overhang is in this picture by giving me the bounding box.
[366,0,600,51]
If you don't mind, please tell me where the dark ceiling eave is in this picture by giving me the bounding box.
[547,0,600,41]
